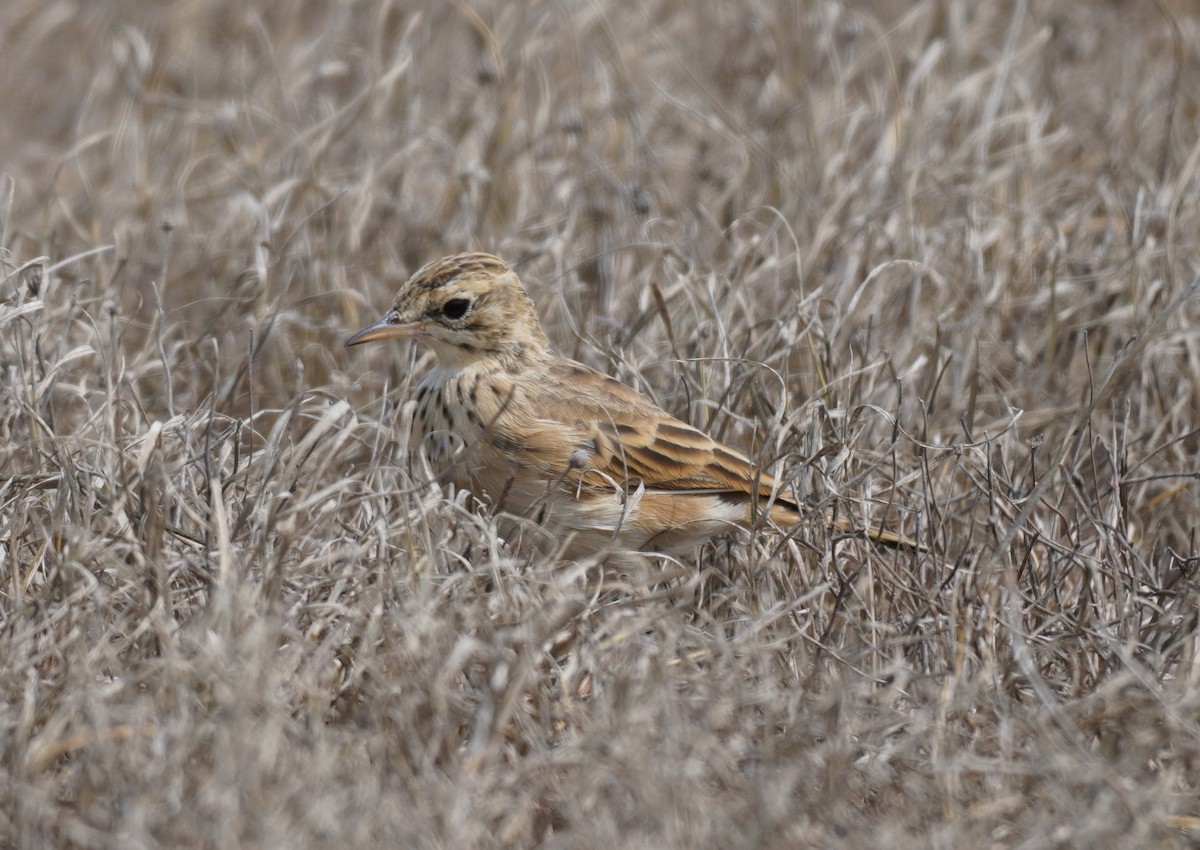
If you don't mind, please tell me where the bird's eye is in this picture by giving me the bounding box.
[441,298,470,320]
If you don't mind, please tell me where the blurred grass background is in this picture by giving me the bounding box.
[2,1,1200,847]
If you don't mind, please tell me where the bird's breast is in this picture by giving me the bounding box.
[411,367,513,491]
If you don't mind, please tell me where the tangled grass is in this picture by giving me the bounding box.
[2,1,1200,847]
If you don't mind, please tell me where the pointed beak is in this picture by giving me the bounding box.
[344,314,422,347]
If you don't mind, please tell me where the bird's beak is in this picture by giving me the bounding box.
[344,314,422,347]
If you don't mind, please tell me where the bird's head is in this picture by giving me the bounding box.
[346,252,548,370]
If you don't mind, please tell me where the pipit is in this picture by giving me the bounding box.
[347,252,914,558]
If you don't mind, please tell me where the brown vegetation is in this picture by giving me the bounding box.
[2,1,1199,847]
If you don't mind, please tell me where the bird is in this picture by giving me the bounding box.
[346,251,915,559]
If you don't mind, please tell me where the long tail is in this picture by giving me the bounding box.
[757,496,925,551]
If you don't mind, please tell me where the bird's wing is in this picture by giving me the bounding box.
[521,359,793,509]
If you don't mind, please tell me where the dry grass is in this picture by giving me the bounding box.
[2,1,1200,847]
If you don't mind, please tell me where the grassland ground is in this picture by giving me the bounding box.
[2,1,1200,847]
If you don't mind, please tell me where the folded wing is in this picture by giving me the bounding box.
[524,360,799,519]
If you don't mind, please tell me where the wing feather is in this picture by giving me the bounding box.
[520,359,796,512]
